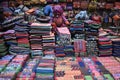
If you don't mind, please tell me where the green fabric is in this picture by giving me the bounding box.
[0,51,8,56]
[104,74,114,80]
[72,20,83,24]
[85,75,93,80]
[18,44,30,48]
[0,47,7,52]
[89,24,101,29]
[36,73,54,76]
[0,43,5,46]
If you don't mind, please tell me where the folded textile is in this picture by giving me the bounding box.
[31,44,42,50]
[9,45,30,55]
[74,39,86,53]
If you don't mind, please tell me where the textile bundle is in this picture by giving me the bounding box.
[0,36,8,57]
[56,27,71,46]
[111,38,120,56]
[74,39,86,55]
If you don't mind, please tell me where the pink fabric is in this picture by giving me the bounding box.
[74,39,86,53]
[57,27,70,35]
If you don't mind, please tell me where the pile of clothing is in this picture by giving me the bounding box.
[31,50,43,58]
[0,35,8,57]
[111,38,120,56]
[55,45,65,57]
[3,30,17,46]
[9,45,30,55]
[64,45,74,57]
[35,55,55,80]
[14,23,30,48]
[86,40,98,56]
[1,16,24,29]
[30,23,52,50]
[42,33,55,48]
[74,39,86,56]
[56,27,71,46]
[98,30,112,56]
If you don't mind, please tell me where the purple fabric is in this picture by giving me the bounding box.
[53,5,63,14]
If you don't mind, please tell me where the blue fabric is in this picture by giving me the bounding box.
[44,5,53,17]
[70,28,84,31]
[103,16,109,23]
[95,61,102,66]
[79,62,85,67]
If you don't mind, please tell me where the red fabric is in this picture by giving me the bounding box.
[56,54,65,57]
[92,16,101,23]
[18,38,29,44]
[99,41,112,45]
[74,39,86,53]
[31,44,42,50]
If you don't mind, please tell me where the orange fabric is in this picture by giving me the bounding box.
[113,15,120,21]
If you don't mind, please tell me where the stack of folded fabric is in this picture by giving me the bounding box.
[14,22,29,32]
[0,55,14,73]
[30,23,52,50]
[55,57,84,80]
[0,55,28,80]
[56,27,71,46]
[14,23,30,48]
[9,45,30,55]
[70,20,85,40]
[64,45,74,57]
[30,23,52,36]
[16,31,30,48]
[3,30,17,45]
[31,50,43,58]
[42,33,55,48]
[35,55,55,80]
[74,39,86,56]
[111,38,120,56]
[55,45,65,57]
[43,48,55,56]
[17,58,39,80]
[84,20,100,35]
[2,16,24,29]
[98,57,120,80]
[70,20,84,32]
[98,37,112,56]
[86,40,98,56]
[0,36,8,57]
[29,34,42,50]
